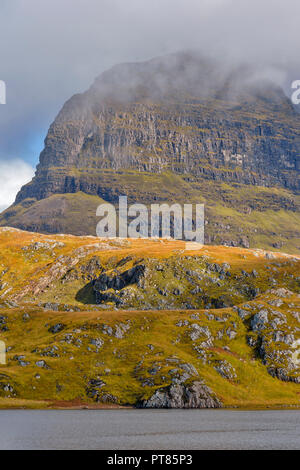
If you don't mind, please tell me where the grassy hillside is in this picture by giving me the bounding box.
[0,228,299,409]
[1,173,300,253]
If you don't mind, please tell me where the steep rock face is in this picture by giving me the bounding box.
[16,103,300,204]
[15,54,300,202]
[137,381,223,409]
[0,52,299,244]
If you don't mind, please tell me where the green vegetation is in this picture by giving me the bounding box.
[0,229,299,409]
[1,172,299,253]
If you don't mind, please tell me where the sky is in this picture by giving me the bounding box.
[0,0,299,211]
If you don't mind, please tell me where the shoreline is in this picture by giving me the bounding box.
[0,398,300,411]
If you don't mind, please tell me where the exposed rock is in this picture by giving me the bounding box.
[22,241,65,252]
[101,393,117,404]
[48,323,65,334]
[268,288,294,298]
[0,377,16,397]
[44,303,59,311]
[86,378,106,401]
[1,52,299,251]
[268,299,283,307]
[214,360,237,380]
[13,355,30,366]
[267,367,300,384]
[251,310,269,332]
[247,308,300,383]
[188,324,211,341]
[137,381,222,408]
[90,337,104,349]
[35,360,49,369]
[14,256,80,302]
[237,308,250,320]
[94,265,145,305]
[273,331,294,345]
[114,321,131,339]
[226,327,237,340]
[176,320,189,327]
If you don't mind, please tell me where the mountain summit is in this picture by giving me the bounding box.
[1,52,299,251]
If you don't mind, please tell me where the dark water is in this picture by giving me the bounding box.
[0,409,299,450]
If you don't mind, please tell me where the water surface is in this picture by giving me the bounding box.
[0,409,299,450]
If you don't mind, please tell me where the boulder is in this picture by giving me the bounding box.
[137,381,222,408]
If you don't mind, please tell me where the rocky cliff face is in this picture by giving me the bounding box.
[0,52,299,249]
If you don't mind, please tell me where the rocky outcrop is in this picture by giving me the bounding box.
[245,292,300,383]
[93,264,145,305]
[90,256,274,310]
[0,52,299,245]
[12,54,300,200]
[137,381,222,408]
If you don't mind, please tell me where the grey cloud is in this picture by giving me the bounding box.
[0,0,299,167]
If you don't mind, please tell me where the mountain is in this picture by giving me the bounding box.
[0,52,299,252]
[0,228,299,408]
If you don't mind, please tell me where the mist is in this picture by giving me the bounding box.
[0,0,299,209]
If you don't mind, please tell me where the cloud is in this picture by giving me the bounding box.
[0,160,34,212]
[0,0,299,169]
